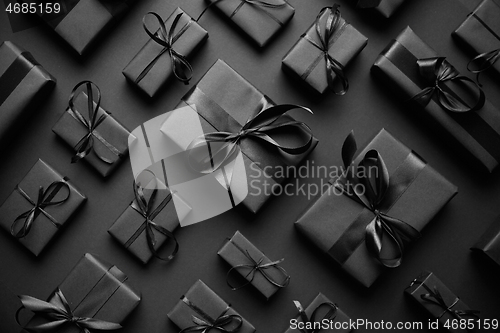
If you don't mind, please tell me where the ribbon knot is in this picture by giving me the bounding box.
[333,132,421,268]
[180,297,243,333]
[419,284,480,321]
[16,289,122,333]
[11,180,70,239]
[293,300,337,333]
[410,57,485,113]
[467,48,500,86]
[135,12,194,85]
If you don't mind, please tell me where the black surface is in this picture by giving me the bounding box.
[1,0,500,332]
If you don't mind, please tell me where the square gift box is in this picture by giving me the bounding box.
[372,26,500,173]
[471,215,500,267]
[295,129,457,287]
[355,0,407,19]
[0,41,56,149]
[19,253,141,333]
[218,230,290,299]
[21,0,135,55]
[168,280,255,333]
[284,293,352,333]
[282,5,367,95]
[0,159,86,256]
[405,272,480,332]
[122,7,209,97]
[204,0,294,47]
[452,0,500,78]
[52,84,131,177]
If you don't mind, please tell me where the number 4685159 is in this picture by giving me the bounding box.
[5,2,61,14]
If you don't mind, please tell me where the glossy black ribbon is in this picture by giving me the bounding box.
[135,12,194,85]
[225,239,290,290]
[467,49,500,85]
[292,300,337,333]
[126,180,179,261]
[0,50,39,107]
[179,296,243,333]
[16,288,121,333]
[68,81,124,164]
[413,281,480,321]
[409,57,485,113]
[301,5,349,95]
[10,179,70,238]
[331,132,421,268]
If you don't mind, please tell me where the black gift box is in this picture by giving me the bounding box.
[295,129,457,287]
[282,6,367,95]
[22,0,135,55]
[0,41,56,149]
[168,280,255,333]
[453,0,500,78]
[0,159,86,256]
[175,59,318,213]
[108,185,179,264]
[52,89,130,177]
[471,215,500,267]
[355,0,406,19]
[405,272,480,333]
[218,230,290,299]
[372,26,500,173]
[19,253,141,333]
[122,7,209,98]
[284,293,352,333]
[205,0,294,47]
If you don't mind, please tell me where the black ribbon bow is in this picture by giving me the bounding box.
[293,300,337,333]
[302,5,349,95]
[135,12,194,85]
[226,248,290,290]
[180,297,243,333]
[410,57,485,113]
[333,132,421,268]
[68,81,123,164]
[16,289,121,333]
[467,48,500,86]
[130,180,179,261]
[417,283,480,321]
[11,180,70,238]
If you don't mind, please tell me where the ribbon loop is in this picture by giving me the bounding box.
[292,300,337,333]
[467,48,500,86]
[410,57,485,113]
[180,297,243,333]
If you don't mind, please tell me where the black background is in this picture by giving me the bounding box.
[1,0,500,332]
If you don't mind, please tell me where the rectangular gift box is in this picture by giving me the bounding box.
[218,230,289,300]
[20,253,141,333]
[22,0,135,55]
[284,293,352,333]
[282,6,367,94]
[205,0,294,47]
[372,26,500,173]
[0,41,56,150]
[295,129,457,287]
[52,89,131,177]
[453,0,500,77]
[471,215,500,267]
[356,0,406,19]
[108,179,191,264]
[122,7,209,98]
[405,272,479,333]
[0,159,86,256]
[168,59,318,214]
[168,280,255,333]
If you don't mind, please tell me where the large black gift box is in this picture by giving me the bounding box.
[0,159,86,256]
[0,41,55,150]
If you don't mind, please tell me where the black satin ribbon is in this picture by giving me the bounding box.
[330,132,422,268]
[409,57,485,113]
[67,81,124,165]
[135,12,194,85]
[10,179,70,238]
[225,238,290,290]
[292,300,337,333]
[126,180,179,261]
[16,289,122,333]
[413,281,480,322]
[300,5,349,95]
[0,51,39,107]
[467,48,500,85]
[179,296,243,333]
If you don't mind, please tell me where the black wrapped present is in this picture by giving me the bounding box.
[355,0,406,18]
[471,215,500,267]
